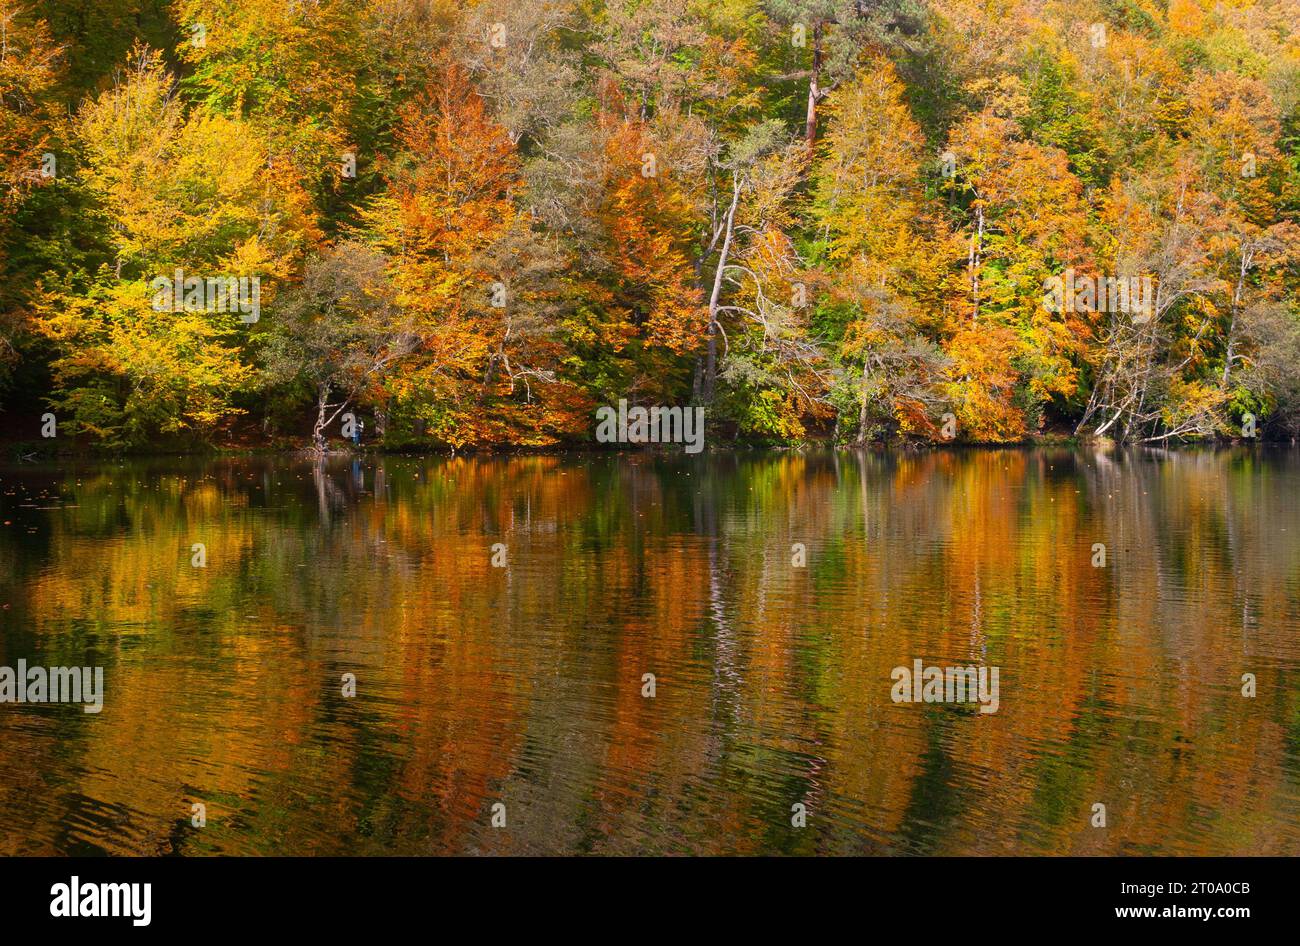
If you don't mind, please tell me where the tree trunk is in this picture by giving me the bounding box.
[312,383,330,454]
[704,176,741,403]
[858,358,872,444]
[804,22,823,147]
[1222,245,1251,388]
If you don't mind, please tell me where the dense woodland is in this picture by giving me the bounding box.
[1,0,1298,450]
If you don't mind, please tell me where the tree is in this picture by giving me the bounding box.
[939,108,1089,440]
[33,46,311,446]
[360,63,582,447]
[812,56,949,441]
[0,0,62,369]
[262,242,417,452]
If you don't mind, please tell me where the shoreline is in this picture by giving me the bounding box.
[3,433,1293,463]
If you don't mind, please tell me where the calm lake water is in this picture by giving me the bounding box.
[1,447,1298,855]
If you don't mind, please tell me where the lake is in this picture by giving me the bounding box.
[1,447,1298,855]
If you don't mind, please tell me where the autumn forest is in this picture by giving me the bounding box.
[1,0,1298,451]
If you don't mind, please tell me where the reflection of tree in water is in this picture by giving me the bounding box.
[2,448,1300,854]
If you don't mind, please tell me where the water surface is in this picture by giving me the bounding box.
[1,448,1298,855]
